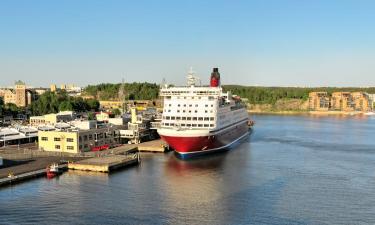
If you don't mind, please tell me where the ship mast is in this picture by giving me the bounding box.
[186,67,201,86]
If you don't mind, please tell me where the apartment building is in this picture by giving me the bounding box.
[0,81,35,107]
[308,92,330,111]
[330,92,354,111]
[351,92,371,112]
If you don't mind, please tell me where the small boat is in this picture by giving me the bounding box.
[46,163,61,179]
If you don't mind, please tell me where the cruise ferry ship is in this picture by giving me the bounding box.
[157,68,251,158]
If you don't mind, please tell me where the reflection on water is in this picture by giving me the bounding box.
[1,114,375,225]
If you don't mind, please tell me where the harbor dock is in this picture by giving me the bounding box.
[68,154,139,172]
[0,164,67,187]
[134,139,169,153]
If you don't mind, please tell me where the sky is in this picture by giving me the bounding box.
[1,0,375,87]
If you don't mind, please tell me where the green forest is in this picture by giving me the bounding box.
[223,86,375,105]
[28,91,100,116]
[2,84,375,118]
[0,91,100,117]
[83,82,375,106]
[83,82,159,101]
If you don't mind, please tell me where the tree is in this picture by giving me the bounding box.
[59,101,73,111]
[111,108,121,116]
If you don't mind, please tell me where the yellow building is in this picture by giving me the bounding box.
[99,101,124,110]
[30,111,76,127]
[1,81,34,107]
[351,92,371,112]
[308,92,329,111]
[96,112,110,122]
[331,92,354,111]
[38,124,119,153]
[50,84,57,92]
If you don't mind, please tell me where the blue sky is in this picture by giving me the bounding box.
[1,0,375,87]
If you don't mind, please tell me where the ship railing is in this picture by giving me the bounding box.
[150,122,161,129]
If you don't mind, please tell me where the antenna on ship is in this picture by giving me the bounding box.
[161,77,168,88]
[186,67,201,86]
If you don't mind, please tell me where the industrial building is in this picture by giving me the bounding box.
[0,127,38,147]
[38,120,120,154]
[30,111,76,127]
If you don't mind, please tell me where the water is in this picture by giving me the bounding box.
[2,114,375,225]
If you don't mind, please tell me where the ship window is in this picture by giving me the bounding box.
[183,104,186,107]
[177,110,180,113]
[192,124,197,127]
[183,110,186,113]
[198,117,203,121]
[193,117,197,121]
[209,96,214,100]
[187,124,191,127]
[182,117,186,120]
[195,110,198,113]
[171,116,175,120]
[55,145,60,149]
[204,124,209,127]
[165,123,170,126]
[168,110,171,112]
[187,117,191,120]
[205,110,208,113]
[198,124,203,127]
[181,124,186,127]
[170,123,174,126]
[184,97,186,99]
[211,104,213,107]
[204,117,209,121]
[195,104,198,107]
[176,117,181,120]
[166,116,170,120]
[210,124,214,127]
[189,110,191,113]
[205,105,208,107]
[189,104,192,107]
[169,104,172,106]
[198,97,201,99]
[178,104,180,107]
[210,117,214,121]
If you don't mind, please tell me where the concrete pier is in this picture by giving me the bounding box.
[68,154,139,172]
[0,164,67,187]
[135,139,169,153]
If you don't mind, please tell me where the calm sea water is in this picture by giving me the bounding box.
[1,114,375,225]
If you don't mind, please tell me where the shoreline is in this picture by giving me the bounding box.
[248,110,374,116]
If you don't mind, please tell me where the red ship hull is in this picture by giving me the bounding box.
[160,122,250,159]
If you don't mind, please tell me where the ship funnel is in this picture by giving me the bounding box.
[210,68,220,87]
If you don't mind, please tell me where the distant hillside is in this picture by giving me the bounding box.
[82,83,375,111]
[223,85,375,105]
